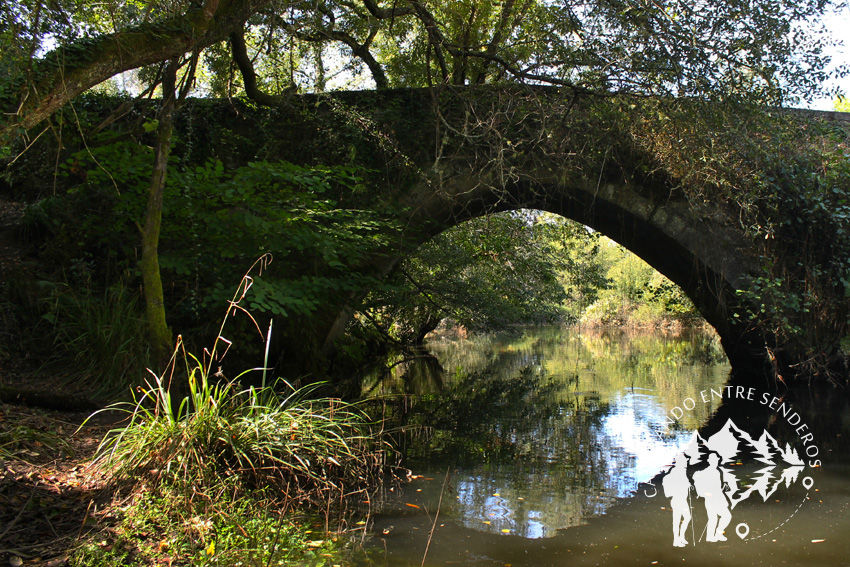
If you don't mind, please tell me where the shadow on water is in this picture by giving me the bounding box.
[358,327,850,566]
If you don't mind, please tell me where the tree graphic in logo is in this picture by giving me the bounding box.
[655,419,805,546]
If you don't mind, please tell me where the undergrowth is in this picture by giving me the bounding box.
[74,256,392,566]
[40,280,151,398]
[72,487,363,567]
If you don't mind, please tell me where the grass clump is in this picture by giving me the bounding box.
[40,280,151,398]
[76,260,390,565]
[94,360,386,505]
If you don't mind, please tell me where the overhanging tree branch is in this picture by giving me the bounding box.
[409,1,450,83]
[283,20,389,89]
[0,0,272,147]
[359,0,414,20]
[229,27,293,105]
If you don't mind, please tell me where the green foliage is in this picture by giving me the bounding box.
[581,239,698,327]
[363,211,605,343]
[835,97,850,112]
[279,0,841,103]
[38,281,151,397]
[24,140,402,365]
[71,480,355,567]
[89,269,388,503]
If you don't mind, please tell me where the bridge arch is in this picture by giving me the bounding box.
[391,173,756,378]
[167,87,849,382]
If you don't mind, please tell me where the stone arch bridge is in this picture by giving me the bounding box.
[178,88,850,382]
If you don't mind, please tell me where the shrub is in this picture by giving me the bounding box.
[89,261,388,506]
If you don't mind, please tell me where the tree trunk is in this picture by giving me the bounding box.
[0,0,272,147]
[414,316,442,345]
[139,61,178,366]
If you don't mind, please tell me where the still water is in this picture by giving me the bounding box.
[359,327,850,566]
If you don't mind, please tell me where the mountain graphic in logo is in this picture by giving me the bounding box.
[695,419,804,469]
[655,419,806,547]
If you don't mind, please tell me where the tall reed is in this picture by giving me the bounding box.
[88,255,388,507]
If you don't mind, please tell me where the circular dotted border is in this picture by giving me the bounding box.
[745,492,810,541]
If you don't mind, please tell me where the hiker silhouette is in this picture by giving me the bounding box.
[662,454,693,547]
[692,452,732,542]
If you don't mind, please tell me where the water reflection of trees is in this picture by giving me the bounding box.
[366,327,732,538]
[415,327,729,430]
[397,366,630,537]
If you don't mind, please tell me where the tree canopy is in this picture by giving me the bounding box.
[1,0,846,146]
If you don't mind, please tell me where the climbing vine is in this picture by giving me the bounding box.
[626,99,850,380]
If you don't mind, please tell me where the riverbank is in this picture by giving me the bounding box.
[0,331,394,567]
[0,398,385,567]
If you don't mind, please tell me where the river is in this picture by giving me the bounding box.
[358,327,850,566]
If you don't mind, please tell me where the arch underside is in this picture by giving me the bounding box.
[402,173,769,381]
[227,88,848,383]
